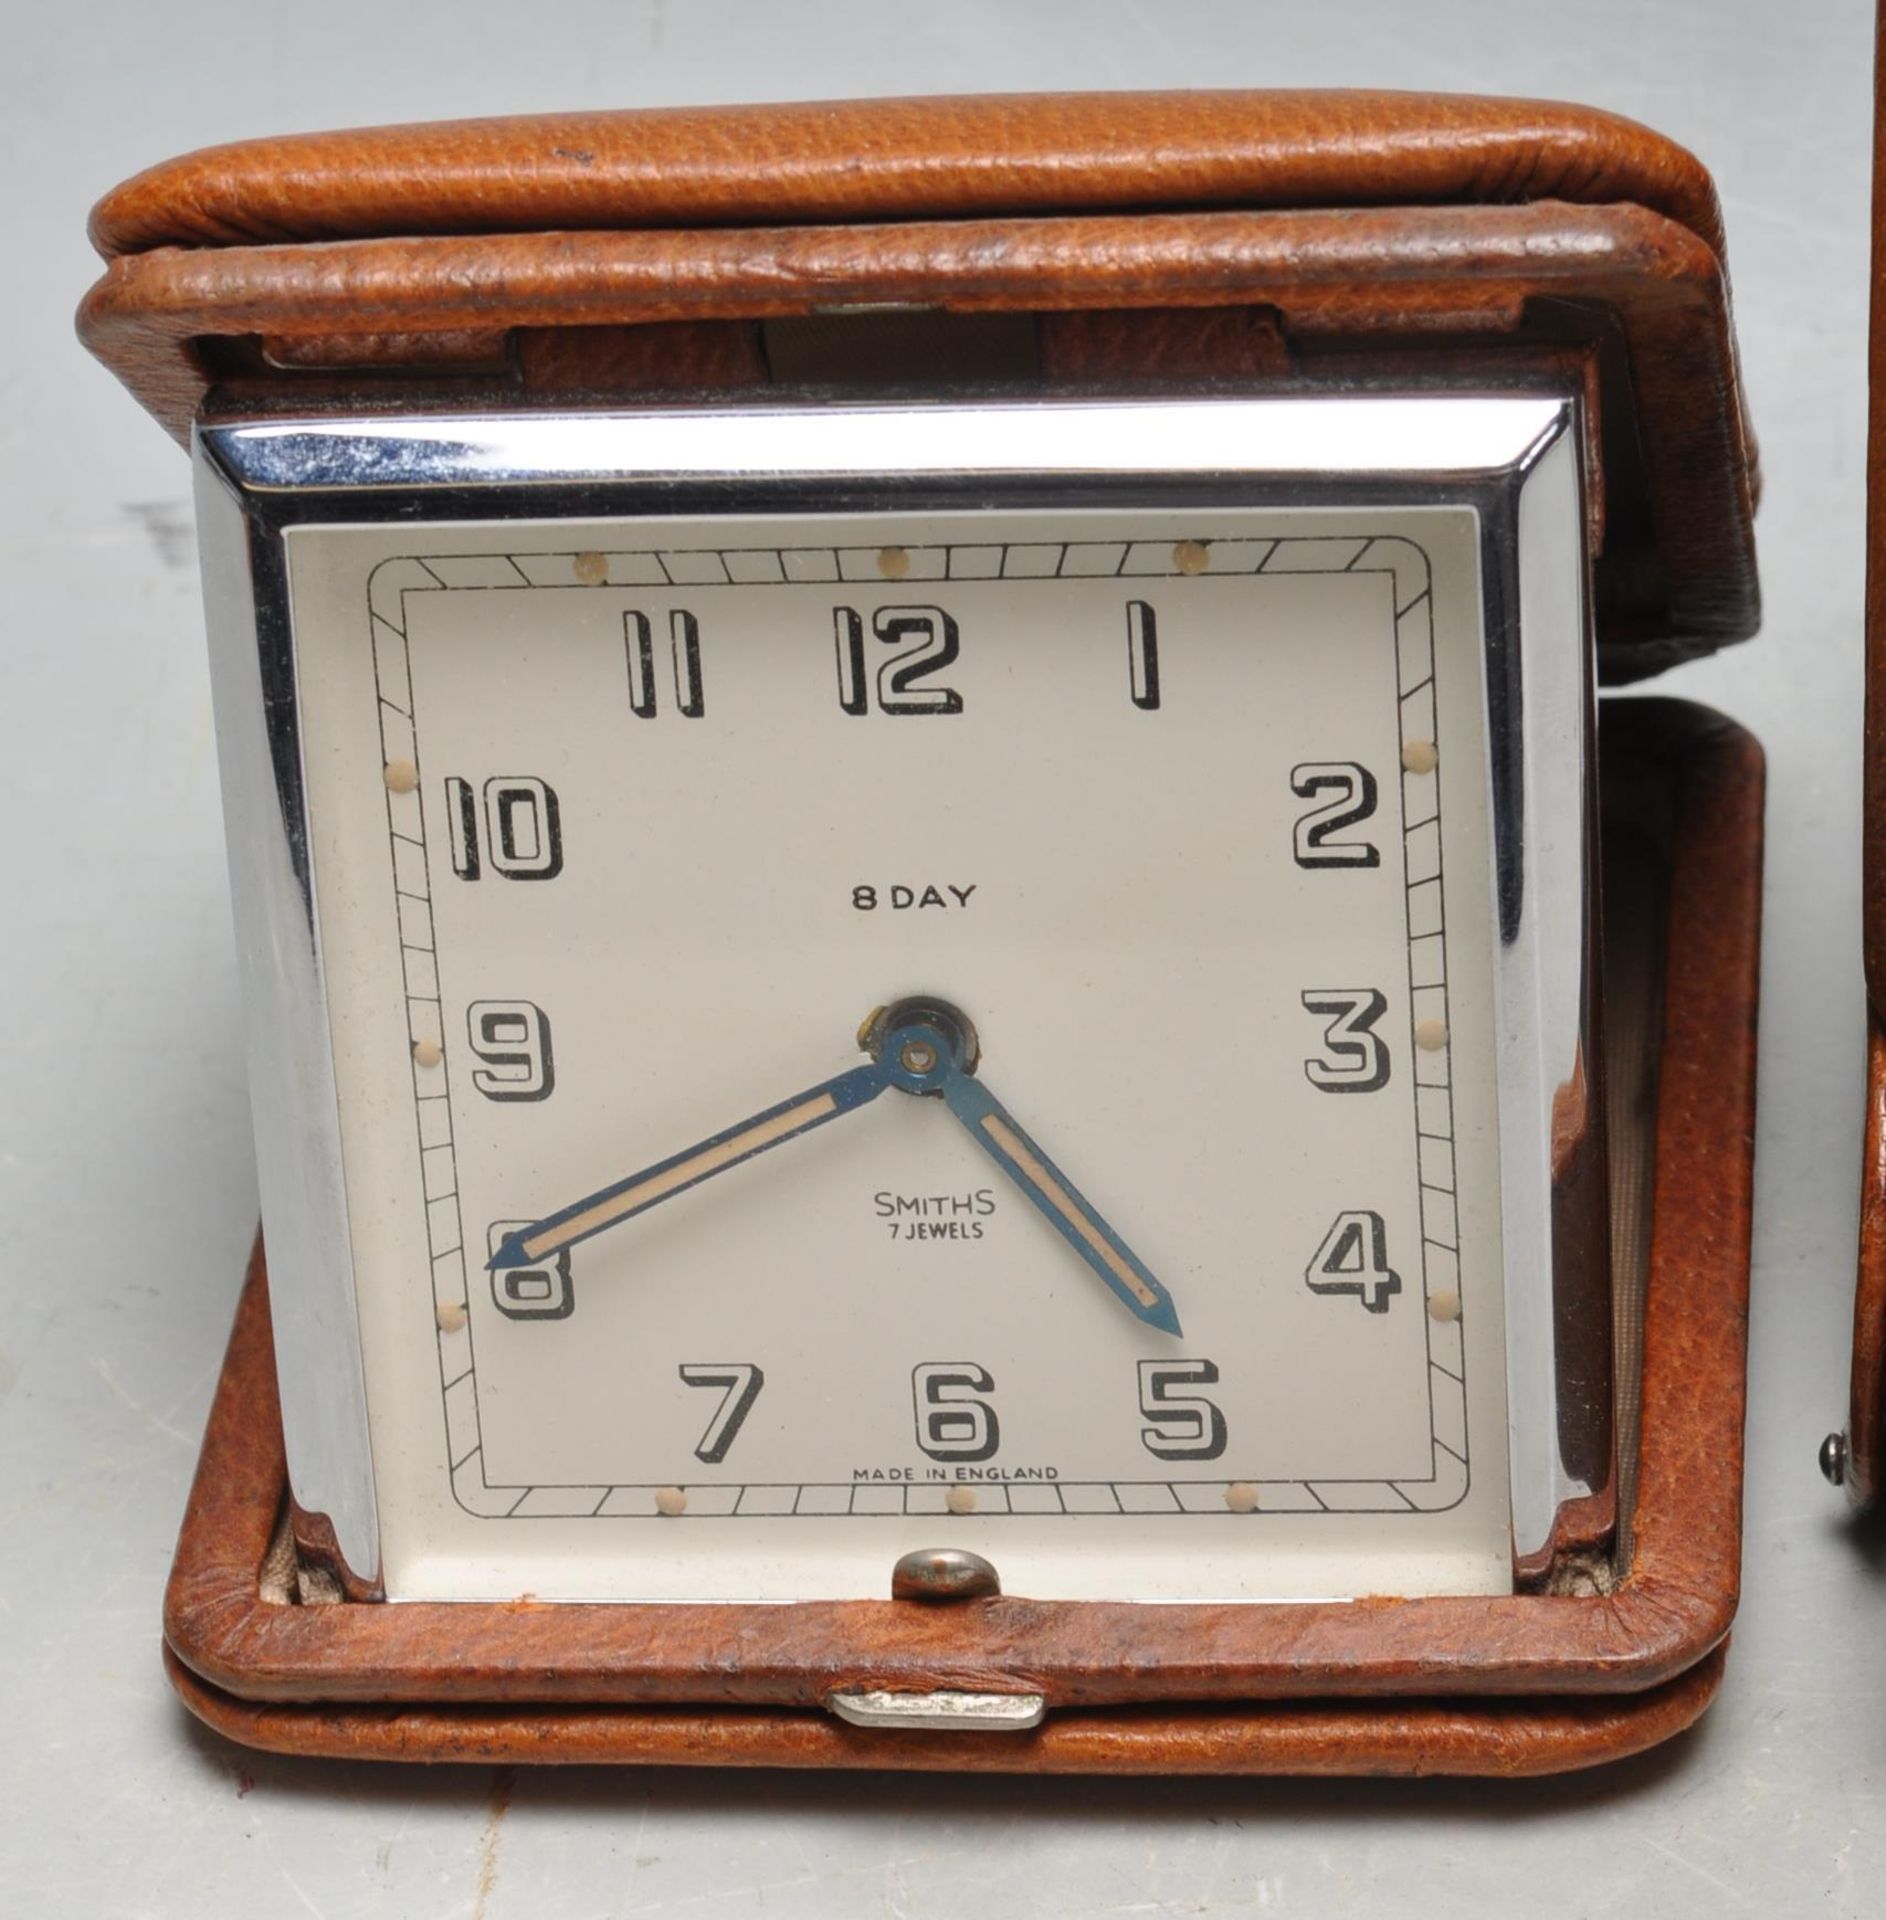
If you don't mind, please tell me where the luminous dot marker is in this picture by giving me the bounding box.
[412,1038,443,1069]
[655,1486,688,1516]
[1173,539,1210,575]
[572,550,608,586]
[435,1300,467,1333]
[1415,1018,1449,1053]
[1402,738,1439,776]
[383,758,419,794]
[877,545,911,580]
[946,1486,978,1516]
[1224,1482,1260,1514]
[1428,1289,1462,1323]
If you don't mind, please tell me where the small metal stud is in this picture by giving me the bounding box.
[892,1546,1001,1601]
[1819,1431,1849,1487]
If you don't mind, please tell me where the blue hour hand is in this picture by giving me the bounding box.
[489,1060,890,1272]
[862,999,1183,1338]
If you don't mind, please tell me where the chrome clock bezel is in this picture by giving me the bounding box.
[193,392,1600,1597]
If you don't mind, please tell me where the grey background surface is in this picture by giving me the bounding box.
[3,1,1881,1912]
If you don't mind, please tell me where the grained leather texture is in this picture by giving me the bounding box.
[160,699,1760,1772]
[163,1641,1728,1778]
[77,92,1760,681]
[87,91,1728,260]
[77,206,1759,683]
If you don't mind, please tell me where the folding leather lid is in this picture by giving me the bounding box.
[79,91,1759,678]
[89,90,1727,260]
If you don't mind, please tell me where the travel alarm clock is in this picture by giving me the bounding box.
[81,91,1762,1775]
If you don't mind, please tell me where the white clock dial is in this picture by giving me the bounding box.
[283,497,1517,1603]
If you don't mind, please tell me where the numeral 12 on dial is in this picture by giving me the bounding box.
[834,605,963,715]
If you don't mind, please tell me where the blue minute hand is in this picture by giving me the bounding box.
[489,1061,889,1272]
[864,998,1182,1338]
[940,1070,1181,1337]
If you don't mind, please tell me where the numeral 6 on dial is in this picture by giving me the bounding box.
[912,1361,999,1461]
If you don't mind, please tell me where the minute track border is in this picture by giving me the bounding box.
[362,531,1469,1524]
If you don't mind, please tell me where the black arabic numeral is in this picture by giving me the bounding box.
[912,1361,999,1461]
[678,1363,765,1463]
[466,1000,555,1102]
[485,1222,575,1320]
[1291,762,1380,868]
[1137,1359,1227,1460]
[625,608,706,718]
[1305,1211,1402,1314]
[444,776,563,882]
[1126,599,1161,709]
[834,604,964,715]
[1301,988,1391,1092]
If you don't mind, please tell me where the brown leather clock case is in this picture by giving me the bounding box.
[80,92,1764,1774]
